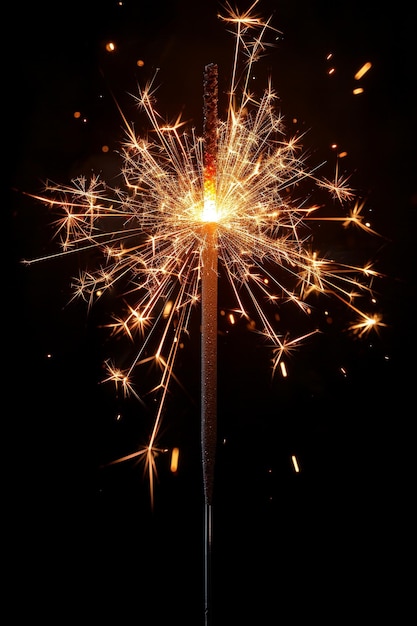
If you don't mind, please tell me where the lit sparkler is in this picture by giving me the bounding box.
[24,1,384,507]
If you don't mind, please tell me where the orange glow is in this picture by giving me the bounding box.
[163,300,173,318]
[170,447,180,473]
[291,455,300,472]
[105,41,116,52]
[353,87,364,95]
[354,62,372,80]
[202,163,218,222]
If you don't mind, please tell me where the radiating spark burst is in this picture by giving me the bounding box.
[24,0,384,505]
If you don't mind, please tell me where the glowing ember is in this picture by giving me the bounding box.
[354,61,372,80]
[202,166,218,222]
[170,447,180,473]
[291,455,300,473]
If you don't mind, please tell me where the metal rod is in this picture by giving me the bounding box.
[201,221,218,507]
[201,62,218,626]
[204,502,213,625]
[201,223,218,625]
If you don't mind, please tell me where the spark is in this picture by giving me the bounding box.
[25,3,384,503]
[317,160,355,202]
[170,447,180,473]
[354,62,372,80]
[304,199,383,237]
[279,361,288,377]
[291,455,300,473]
[348,311,387,338]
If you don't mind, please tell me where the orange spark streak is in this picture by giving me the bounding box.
[354,62,372,80]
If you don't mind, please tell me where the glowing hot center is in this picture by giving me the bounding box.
[201,165,219,222]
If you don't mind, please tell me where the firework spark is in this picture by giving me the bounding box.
[24,1,384,505]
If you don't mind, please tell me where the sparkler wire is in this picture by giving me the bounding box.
[201,61,218,626]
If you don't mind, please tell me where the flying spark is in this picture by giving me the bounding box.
[291,455,300,473]
[24,0,384,505]
[354,61,372,80]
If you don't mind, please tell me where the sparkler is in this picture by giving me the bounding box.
[24,0,384,528]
